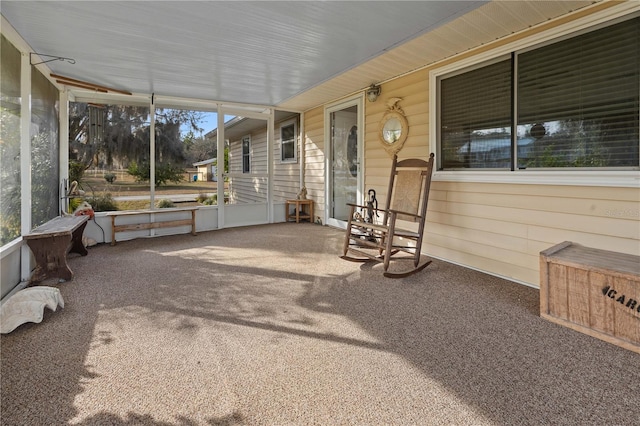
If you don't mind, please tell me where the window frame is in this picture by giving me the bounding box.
[279,119,297,163]
[429,8,639,188]
[242,134,251,173]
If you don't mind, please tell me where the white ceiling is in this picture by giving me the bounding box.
[2,1,599,112]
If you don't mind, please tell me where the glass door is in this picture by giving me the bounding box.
[326,97,362,228]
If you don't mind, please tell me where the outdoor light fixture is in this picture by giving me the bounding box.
[366,84,381,102]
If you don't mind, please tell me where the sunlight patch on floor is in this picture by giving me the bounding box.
[70,306,238,425]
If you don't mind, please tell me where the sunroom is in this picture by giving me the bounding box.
[1,1,639,423]
[2,0,639,292]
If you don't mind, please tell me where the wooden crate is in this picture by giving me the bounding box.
[540,241,640,354]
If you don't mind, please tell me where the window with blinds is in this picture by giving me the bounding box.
[441,59,512,169]
[439,16,639,170]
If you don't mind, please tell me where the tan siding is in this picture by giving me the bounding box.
[228,117,304,204]
[363,70,431,210]
[445,190,637,224]
[251,131,268,175]
[423,180,640,286]
[327,7,640,288]
[228,140,241,175]
[364,70,431,164]
[426,236,540,284]
[272,168,300,202]
[303,106,325,223]
[526,225,640,255]
[229,176,268,204]
[273,117,302,202]
[227,127,268,204]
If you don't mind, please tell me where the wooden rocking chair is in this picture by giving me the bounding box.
[340,153,435,278]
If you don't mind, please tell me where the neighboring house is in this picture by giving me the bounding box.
[192,158,217,182]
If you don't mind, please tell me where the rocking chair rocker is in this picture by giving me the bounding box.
[340,153,435,278]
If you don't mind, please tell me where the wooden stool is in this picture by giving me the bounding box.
[285,199,313,223]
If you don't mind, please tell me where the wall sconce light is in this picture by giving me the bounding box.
[366,84,381,102]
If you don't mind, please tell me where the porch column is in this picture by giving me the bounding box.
[299,111,305,199]
[216,106,225,229]
[267,109,274,223]
[59,90,69,215]
[149,96,156,210]
[20,51,32,281]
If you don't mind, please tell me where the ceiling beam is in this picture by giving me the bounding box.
[51,73,132,95]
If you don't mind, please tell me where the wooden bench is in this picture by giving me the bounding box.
[23,215,90,283]
[106,207,198,245]
[540,241,640,354]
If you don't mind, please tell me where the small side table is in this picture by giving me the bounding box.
[286,199,314,223]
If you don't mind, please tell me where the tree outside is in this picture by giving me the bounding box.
[68,103,225,212]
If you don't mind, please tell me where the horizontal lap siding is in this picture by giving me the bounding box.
[364,71,431,210]
[227,119,301,204]
[251,131,268,175]
[228,140,241,175]
[301,5,638,286]
[359,40,638,288]
[228,130,268,204]
[416,8,640,287]
[273,118,301,202]
[229,177,268,204]
[303,107,325,223]
[271,169,300,202]
[426,182,640,286]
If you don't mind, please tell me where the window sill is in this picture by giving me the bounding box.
[433,170,640,188]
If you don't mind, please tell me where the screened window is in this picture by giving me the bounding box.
[69,102,151,210]
[439,17,639,170]
[242,135,251,173]
[280,120,297,163]
[31,68,59,228]
[0,35,21,245]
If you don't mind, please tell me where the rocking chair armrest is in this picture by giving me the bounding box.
[387,209,422,221]
[345,202,368,209]
[346,204,421,220]
[346,203,387,215]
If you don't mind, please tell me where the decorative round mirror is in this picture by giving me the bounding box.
[378,98,408,156]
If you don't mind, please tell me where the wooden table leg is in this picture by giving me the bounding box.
[69,220,89,256]
[111,215,117,246]
[27,235,74,282]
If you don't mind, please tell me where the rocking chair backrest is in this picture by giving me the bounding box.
[384,153,435,225]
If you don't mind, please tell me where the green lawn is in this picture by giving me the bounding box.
[80,174,218,197]
[72,170,222,211]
